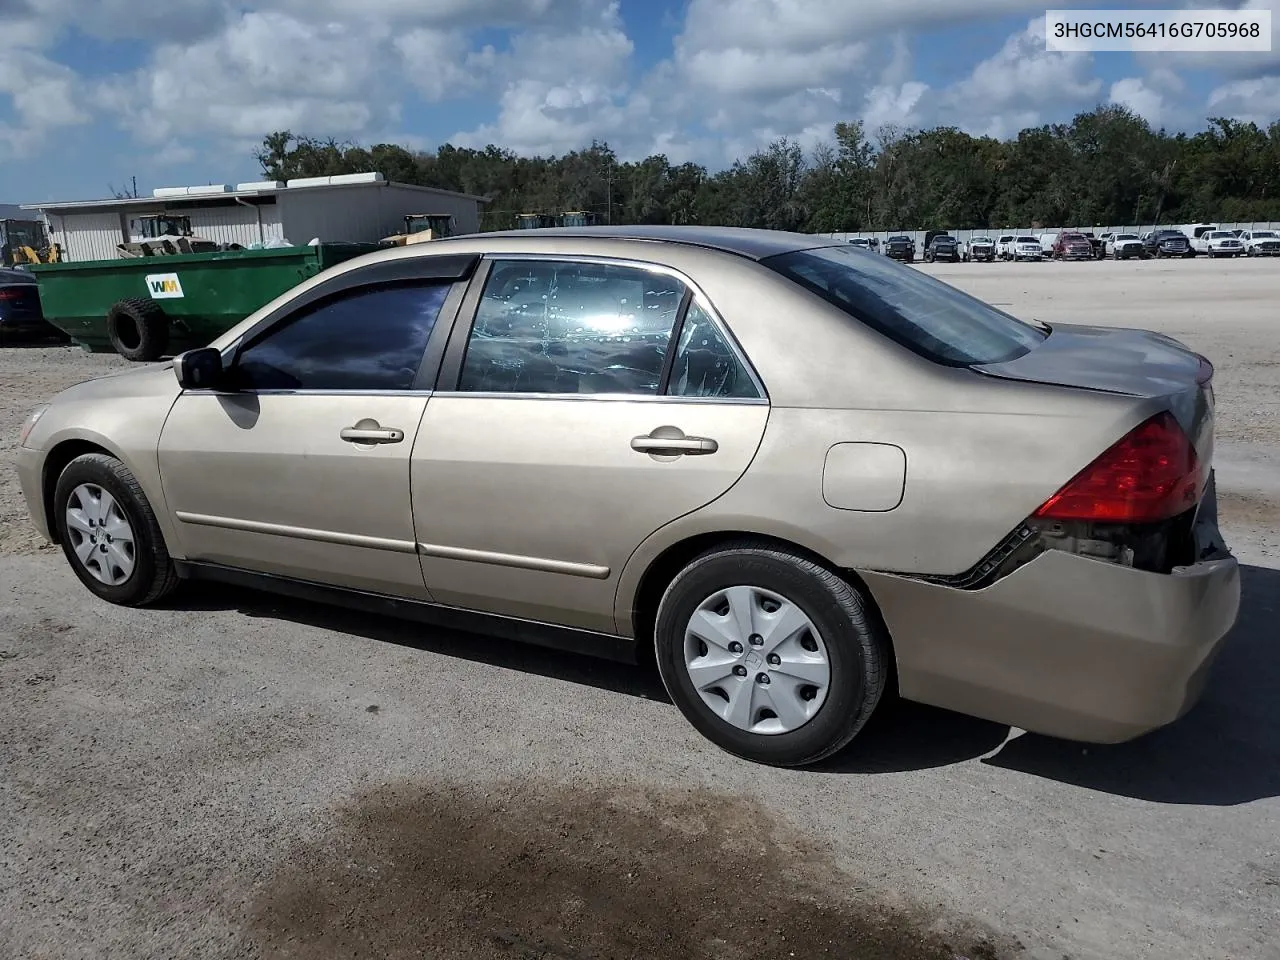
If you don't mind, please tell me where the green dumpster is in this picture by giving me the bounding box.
[27,242,382,361]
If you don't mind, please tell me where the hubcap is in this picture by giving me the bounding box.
[65,483,136,586]
[683,585,831,735]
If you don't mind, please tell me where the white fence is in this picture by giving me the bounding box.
[821,222,1280,247]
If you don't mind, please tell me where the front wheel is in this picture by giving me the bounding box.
[53,453,181,606]
[654,543,889,767]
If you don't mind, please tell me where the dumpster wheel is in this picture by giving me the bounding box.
[107,299,170,362]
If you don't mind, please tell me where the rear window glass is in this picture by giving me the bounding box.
[762,244,1046,366]
[0,269,36,284]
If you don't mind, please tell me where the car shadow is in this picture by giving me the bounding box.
[166,563,1278,801]
[168,580,671,703]
[979,562,1280,806]
[0,334,72,348]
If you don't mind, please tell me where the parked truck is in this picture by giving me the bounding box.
[27,242,381,361]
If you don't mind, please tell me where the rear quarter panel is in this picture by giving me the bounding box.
[617,387,1138,604]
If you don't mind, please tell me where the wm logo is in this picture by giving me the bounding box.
[144,273,184,299]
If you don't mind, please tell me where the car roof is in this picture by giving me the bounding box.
[452,225,838,261]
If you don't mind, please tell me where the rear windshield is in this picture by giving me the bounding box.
[763,245,1047,366]
[0,268,36,284]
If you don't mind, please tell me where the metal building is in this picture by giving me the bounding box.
[21,173,488,262]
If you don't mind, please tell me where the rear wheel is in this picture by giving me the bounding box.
[106,298,169,362]
[654,543,889,767]
[53,453,180,606]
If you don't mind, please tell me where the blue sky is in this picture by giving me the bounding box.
[3,0,1278,203]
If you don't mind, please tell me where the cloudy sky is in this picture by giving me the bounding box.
[2,0,1278,202]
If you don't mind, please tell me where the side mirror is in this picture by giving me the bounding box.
[174,347,225,390]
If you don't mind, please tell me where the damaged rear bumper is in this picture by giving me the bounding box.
[862,487,1241,744]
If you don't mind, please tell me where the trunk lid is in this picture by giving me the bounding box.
[973,322,1214,460]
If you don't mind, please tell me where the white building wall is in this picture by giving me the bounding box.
[46,211,126,262]
[278,184,482,244]
[185,203,285,246]
[380,185,482,235]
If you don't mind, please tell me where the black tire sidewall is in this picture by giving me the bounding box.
[54,456,161,604]
[108,300,168,362]
[655,551,876,766]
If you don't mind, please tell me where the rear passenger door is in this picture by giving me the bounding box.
[409,255,770,634]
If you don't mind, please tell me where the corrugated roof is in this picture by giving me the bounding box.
[23,179,489,213]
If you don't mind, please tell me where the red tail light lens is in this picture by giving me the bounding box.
[1033,412,1203,523]
[0,288,27,300]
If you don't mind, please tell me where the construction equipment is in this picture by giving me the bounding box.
[516,213,558,229]
[117,214,223,258]
[380,213,457,247]
[1,219,62,266]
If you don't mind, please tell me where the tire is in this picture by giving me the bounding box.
[106,298,169,362]
[653,542,889,767]
[53,453,181,607]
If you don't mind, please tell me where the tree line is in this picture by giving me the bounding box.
[255,105,1280,234]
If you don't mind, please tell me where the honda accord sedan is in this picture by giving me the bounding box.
[15,226,1240,767]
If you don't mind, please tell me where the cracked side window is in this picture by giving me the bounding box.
[458,259,686,396]
[666,302,760,400]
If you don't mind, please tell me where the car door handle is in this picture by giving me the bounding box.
[631,435,719,455]
[341,426,405,444]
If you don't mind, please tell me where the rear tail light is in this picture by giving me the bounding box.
[0,288,27,301]
[1033,412,1204,524]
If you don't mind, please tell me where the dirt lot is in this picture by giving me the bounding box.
[1,257,1278,960]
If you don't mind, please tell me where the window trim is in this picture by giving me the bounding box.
[197,277,469,397]
[434,252,768,404]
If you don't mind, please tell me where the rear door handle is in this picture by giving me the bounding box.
[631,435,719,455]
[341,426,405,444]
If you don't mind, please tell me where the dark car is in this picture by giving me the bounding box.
[884,235,916,262]
[1080,232,1106,260]
[0,268,62,344]
[924,233,961,263]
[1142,230,1192,259]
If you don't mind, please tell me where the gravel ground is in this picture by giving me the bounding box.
[1,257,1278,960]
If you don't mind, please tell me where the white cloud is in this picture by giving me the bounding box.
[1109,78,1168,125]
[863,82,930,135]
[92,11,402,147]
[0,0,1248,182]
[934,17,1103,138]
[1207,77,1280,126]
[0,43,89,159]
[448,1,639,155]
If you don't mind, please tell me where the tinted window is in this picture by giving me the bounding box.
[458,259,685,395]
[234,282,451,391]
[668,302,760,399]
[0,268,36,284]
[763,244,1046,366]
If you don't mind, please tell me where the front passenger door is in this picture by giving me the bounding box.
[158,278,461,598]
